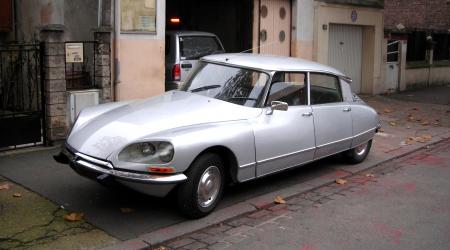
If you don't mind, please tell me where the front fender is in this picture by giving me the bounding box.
[169,121,256,181]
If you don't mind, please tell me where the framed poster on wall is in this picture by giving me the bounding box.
[120,0,156,34]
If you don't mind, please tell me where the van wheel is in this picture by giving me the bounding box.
[343,140,372,164]
[177,153,225,219]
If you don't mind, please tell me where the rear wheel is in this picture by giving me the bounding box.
[343,140,372,164]
[177,153,225,219]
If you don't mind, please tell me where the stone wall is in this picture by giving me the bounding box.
[40,26,112,144]
[41,27,67,143]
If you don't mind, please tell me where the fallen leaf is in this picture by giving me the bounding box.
[13,193,22,198]
[404,137,414,145]
[365,173,375,178]
[0,184,10,190]
[153,247,166,250]
[383,108,393,113]
[407,115,415,121]
[120,208,135,213]
[274,196,286,204]
[389,121,397,126]
[421,121,430,126]
[416,135,432,143]
[335,179,348,185]
[415,118,422,122]
[422,134,432,140]
[378,128,385,133]
[412,107,419,111]
[64,212,84,222]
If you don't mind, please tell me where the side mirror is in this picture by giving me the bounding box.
[266,101,288,115]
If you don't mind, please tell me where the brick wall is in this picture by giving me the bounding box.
[384,0,450,31]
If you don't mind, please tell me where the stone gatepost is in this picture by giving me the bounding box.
[40,25,68,145]
[95,29,112,103]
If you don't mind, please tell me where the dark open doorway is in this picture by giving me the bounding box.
[166,0,253,53]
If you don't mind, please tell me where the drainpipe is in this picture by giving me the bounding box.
[112,0,118,101]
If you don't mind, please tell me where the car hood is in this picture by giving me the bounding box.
[68,91,262,159]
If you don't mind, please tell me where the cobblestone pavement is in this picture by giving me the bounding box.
[0,176,118,250]
[152,138,450,250]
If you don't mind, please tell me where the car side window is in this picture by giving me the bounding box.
[309,73,343,104]
[267,72,307,106]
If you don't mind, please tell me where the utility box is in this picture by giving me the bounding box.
[67,89,100,125]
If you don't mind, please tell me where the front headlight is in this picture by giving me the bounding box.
[118,141,174,164]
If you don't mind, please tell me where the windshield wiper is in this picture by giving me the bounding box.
[190,85,221,93]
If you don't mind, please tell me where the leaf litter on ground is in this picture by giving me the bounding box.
[274,196,286,204]
[64,212,84,222]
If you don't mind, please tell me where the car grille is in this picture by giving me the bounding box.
[65,145,113,170]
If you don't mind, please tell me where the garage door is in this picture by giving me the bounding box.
[328,24,362,93]
[259,0,291,56]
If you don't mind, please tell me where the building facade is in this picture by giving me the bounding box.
[383,0,450,91]
[5,0,424,150]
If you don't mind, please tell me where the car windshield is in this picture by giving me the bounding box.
[180,62,270,107]
[179,36,223,60]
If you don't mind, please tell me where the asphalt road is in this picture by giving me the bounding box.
[0,147,355,240]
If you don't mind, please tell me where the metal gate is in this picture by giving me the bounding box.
[0,43,45,150]
[328,24,363,93]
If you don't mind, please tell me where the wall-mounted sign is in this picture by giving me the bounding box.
[351,10,358,22]
[65,43,83,63]
[120,0,157,34]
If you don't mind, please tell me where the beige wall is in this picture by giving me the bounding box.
[405,67,450,89]
[113,0,165,101]
[313,3,383,94]
[115,38,165,100]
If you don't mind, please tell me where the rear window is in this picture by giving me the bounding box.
[179,36,223,60]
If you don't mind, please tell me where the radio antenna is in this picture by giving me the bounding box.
[238,40,280,54]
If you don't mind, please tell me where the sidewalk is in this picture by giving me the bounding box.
[0,175,118,249]
[1,89,449,249]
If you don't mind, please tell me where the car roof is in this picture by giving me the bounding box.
[201,53,346,77]
[166,30,218,37]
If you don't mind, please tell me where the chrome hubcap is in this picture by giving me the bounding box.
[197,166,221,208]
[355,143,368,156]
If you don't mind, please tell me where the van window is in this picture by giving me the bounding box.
[179,36,222,60]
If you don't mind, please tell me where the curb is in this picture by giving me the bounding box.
[102,134,450,250]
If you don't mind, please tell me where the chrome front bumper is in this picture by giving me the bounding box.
[56,145,187,185]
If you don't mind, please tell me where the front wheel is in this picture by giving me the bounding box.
[177,153,225,219]
[343,140,372,164]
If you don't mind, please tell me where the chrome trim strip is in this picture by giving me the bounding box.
[258,146,315,164]
[75,159,187,184]
[316,136,352,148]
[239,162,256,169]
[256,127,376,166]
[316,127,376,149]
[353,127,377,138]
[75,152,113,169]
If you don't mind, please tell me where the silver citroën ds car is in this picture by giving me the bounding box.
[54,53,379,218]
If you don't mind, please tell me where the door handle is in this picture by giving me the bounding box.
[302,111,313,117]
[343,107,351,112]
[181,63,192,69]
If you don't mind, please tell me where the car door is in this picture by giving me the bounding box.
[309,73,353,159]
[252,72,316,177]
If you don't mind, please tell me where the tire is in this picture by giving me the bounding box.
[177,153,225,219]
[343,139,372,164]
